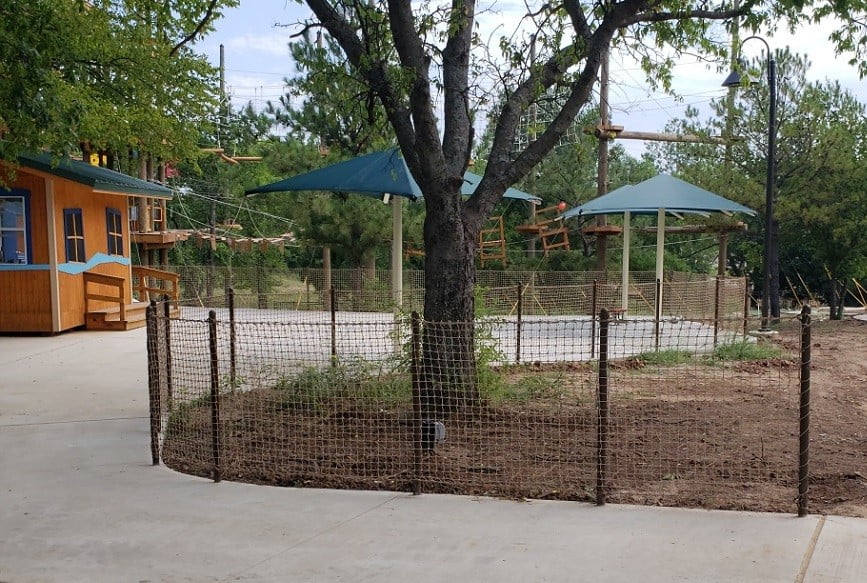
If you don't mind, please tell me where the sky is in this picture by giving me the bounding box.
[196,2,866,159]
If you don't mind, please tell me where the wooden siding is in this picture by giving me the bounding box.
[0,270,52,332]
[0,165,136,333]
[53,178,133,331]
[59,258,132,331]
[52,180,130,267]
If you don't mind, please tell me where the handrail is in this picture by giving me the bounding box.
[131,265,180,309]
[83,272,126,322]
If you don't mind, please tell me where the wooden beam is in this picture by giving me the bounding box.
[635,222,747,234]
[617,131,738,145]
[584,124,740,146]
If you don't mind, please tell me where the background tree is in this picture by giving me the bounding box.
[0,0,237,169]
[649,50,867,318]
[293,0,866,413]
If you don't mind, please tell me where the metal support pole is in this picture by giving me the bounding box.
[713,276,722,347]
[228,288,237,391]
[208,310,222,483]
[162,296,174,407]
[596,308,610,505]
[410,312,423,495]
[330,286,338,365]
[655,278,662,352]
[797,306,811,516]
[591,280,598,359]
[146,303,161,465]
[516,284,523,364]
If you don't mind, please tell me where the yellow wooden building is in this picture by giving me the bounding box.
[0,154,179,333]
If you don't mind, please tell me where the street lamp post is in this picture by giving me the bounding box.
[723,36,777,330]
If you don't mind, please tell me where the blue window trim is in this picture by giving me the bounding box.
[63,208,85,263]
[0,189,33,264]
[106,207,123,255]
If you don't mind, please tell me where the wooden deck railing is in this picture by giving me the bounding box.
[132,265,180,308]
[83,272,126,321]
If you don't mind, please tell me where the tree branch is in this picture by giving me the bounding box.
[170,0,220,56]
[441,0,476,178]
[623,7,746,26]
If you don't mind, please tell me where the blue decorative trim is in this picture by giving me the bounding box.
[57,253,130,275]
[0,263,50,271]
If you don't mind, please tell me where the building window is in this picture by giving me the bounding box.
[64,208,85,262]
[128,204,139,232]
[106,208,123,255]
[152,202,165,229]
[0,196,27,263]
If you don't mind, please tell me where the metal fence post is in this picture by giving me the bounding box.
[256,253,267,309]
[596,308,610,505]
[798,305,812,516]
[516,284,523,364]
[146,302,161,465]
[655,278,662,351]
[411,311,423,495]
[713,276,722,347]
[228,287,237,391]
[330,286,338,365]
[208,310,222,483]
[162,295,173,407]
[591,280,598,359]
[743,283,750,337]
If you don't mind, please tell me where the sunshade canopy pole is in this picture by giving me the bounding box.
[656,208,666,315]
[621,211,631,311]
[391,196,403,308]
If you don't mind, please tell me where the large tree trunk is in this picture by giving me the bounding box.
[420,194,482,416]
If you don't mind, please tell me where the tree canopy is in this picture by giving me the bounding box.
[0,0,238,165]
[649,49,867,314]
[297,0,867,325]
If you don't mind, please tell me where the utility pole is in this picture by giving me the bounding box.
[207,44,226,301]
[595,46,611,272]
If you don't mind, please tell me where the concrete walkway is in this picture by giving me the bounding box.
[1,329,864,582]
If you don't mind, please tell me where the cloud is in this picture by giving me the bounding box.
[224,33,291,57]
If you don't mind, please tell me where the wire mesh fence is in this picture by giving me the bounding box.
[161,266,748,326]
[147,300,820,514]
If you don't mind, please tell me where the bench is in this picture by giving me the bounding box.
[608,307,626,320]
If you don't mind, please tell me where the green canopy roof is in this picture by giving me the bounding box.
[246,148,541,204]
[561,174,756,219]
[18,153,173,198]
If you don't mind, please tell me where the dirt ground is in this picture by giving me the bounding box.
[162,315,866,517]
[783,316,867,517]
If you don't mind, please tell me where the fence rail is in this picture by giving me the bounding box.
[147,299,820,515]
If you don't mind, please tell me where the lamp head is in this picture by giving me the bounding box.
[722,58,752,88]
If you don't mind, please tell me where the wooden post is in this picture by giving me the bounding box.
[595,46,611,271]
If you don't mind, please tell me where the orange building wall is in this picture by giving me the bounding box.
[1,166,134,333]
[52,181,132,330]
[0,270,52,332]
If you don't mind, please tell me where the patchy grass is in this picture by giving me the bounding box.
[712,340,783,361]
